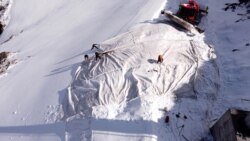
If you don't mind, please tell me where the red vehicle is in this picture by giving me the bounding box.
[176,0,208,25]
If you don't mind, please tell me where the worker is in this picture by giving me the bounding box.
[157,53,164,63]
[95,52,101,61]
[84,54,89,60]
[165,116,169,123]
[91,44,100,50]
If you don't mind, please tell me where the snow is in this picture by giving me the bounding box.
[204,0,250,114]
[64,22,219,140]
[0,0,250,141]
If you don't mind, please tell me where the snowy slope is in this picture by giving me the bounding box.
[0,0,165,140]
[0,0,250,141]
[204,0,250,126]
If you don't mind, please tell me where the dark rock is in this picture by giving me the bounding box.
[0,6,5,11]
[165,116,169,123]
[239,0,250,4]
[232,49,240,52]
[0,52,9,62]
[0,52,14,75]
[184,115,188,119]
[176,113,180,118]
[223,7,229,11]
[0,23,4,34]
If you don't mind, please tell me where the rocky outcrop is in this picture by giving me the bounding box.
[0,0,12,34]
[0,52,16,75]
